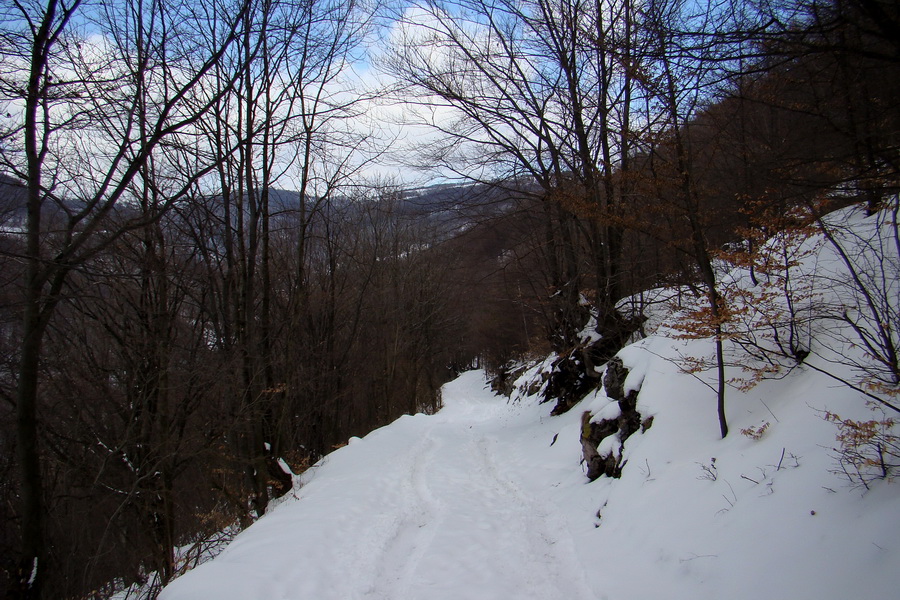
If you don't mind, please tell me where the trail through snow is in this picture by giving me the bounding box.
[363,400,592,600]
[162,358,900,600]
[161,372,598,600]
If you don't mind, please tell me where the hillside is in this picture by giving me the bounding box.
[159,204,900,600]
[159,364,897,600]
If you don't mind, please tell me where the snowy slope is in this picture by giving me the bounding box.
[161,363,899,600]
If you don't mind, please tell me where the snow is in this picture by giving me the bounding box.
[162,361,899,600]
[163,372,592,600]
[592,400,621,423]
[161,204,900,599]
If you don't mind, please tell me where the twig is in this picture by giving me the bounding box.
[642,346,718,394]
[721,480,737,508]
[741,474,759,484]
[803,360,900,414]
[679,553,718,563]
[776,447,786,471]
[760,399,779,423]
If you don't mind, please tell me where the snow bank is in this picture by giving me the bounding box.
[161,352,900,600]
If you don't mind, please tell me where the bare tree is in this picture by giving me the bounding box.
[631,0,771,438]
[383,0,644,355]
[0,0,249,595]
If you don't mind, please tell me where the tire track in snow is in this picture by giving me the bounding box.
[364,407,597,600]
[267,385,599,600]
[365,426,445,600]
[472,433,597,600]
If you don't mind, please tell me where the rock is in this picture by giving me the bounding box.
[602,356,629,402]
[581,411,622,479]
[580,357,645,480]
[541,308,645,415]
[488,362,530,397]
[544,344,605,415]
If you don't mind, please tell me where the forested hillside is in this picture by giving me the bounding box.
[0,0,897,598]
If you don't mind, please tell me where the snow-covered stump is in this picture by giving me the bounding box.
[580,357,647,480]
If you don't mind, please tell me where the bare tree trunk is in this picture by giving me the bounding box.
[12,2,81,595]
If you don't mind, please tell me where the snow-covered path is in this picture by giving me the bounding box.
[161,360,900,600]
[364,392,597,600]
[161,372,598,600]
